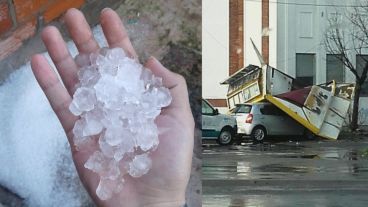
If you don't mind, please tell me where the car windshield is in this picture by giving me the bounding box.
[202,100,214,114]
[233,105,252,113]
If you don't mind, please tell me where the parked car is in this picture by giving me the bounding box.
[202,99,237,145]
[231,102,305,142]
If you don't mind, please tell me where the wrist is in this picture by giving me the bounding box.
[94,189,185,207]
[140,193,185,207]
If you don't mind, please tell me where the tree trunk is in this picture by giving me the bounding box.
[350,81,361,131]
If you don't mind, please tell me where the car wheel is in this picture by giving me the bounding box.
[217,128,233,145]
[251,126,266,143]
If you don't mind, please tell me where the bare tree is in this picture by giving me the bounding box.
[325,3,368,131]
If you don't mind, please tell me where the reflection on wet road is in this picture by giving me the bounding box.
[203,138,368,207]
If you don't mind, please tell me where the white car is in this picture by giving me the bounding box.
[232,102,306,142]
[202,99,237,145]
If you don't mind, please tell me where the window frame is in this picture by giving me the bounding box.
[295,53,316,86]
[326,54,345,83]
[356,54,368,96]
[202,100,215,115]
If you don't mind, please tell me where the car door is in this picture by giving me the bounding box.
[281,115,305,135]
[260,104,285,135]
[272,106,303,135]
[202,100,218,138]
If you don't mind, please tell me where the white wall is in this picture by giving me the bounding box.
[269,1,278,67]
[277,0,321,77]
[244,0,262,66]
[277,0,366,83]
[243,0,277,67]
[202,0,229,102]
[276,0,368,125]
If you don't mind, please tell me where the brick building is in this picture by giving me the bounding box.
[203,0,276,113]
[0,0,85,60]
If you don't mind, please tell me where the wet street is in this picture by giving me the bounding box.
[202,137,368,207]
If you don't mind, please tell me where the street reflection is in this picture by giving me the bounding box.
[203,138,368,207]
[236,162,251,177]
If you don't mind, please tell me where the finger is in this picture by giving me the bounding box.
[42,26,79,95]
[31,54,78,145]
[100,8,137,58]
[144,57,190,110]
[64,8,100,53]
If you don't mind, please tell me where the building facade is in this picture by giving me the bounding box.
[203,0,368,124]
[203,0,277,113]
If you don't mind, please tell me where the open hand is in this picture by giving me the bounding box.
[31,8,194,207]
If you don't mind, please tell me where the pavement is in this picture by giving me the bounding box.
[202,136,368,207]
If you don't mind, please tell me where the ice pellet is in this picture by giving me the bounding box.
[70,47,172,200]
[128,153,152,178]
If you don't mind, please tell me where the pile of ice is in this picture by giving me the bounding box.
[69,48,171,200]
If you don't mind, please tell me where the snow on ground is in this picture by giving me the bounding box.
[0,26,107,207]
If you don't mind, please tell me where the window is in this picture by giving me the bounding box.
[260,104,284,116]
[234,105,252,114]
[239,91,245,103]
[234,94,241,105]
[298,12,313,38]
[326,54,344,82]
[228,97,235,109]
[356,55,368,96]
[202,100,214,114]
[296,53,315,86]
[242,82,260,102]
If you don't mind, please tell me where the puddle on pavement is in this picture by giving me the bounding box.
[203,139,368,206]
[318,149,367,161]
[277,154,319,159]
[203,139,368,180]
[249,143,306,151]
[203,194,368,207]
[253,164,314,174]
[205,141,368,161]
[204,150,368,180]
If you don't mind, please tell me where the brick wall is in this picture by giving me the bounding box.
[229,0,244,76]
[0,0,85,61]
[217,0,246,108]
[0,0,125,83]
[0,1,12,35]
[206,99,228,108]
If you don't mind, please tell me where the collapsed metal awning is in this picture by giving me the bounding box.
[220,65,260,85]
[221,40,356,140]
[222,64,355,140]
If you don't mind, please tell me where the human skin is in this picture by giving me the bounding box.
[30,8,194,207]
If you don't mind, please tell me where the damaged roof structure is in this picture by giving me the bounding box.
[221,41,355,140]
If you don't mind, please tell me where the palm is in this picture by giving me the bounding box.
[31,8,193,207]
